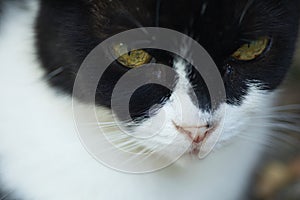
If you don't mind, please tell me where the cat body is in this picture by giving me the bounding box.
[0,0,299,200]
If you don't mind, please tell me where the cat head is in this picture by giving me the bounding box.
[36,0,300,158]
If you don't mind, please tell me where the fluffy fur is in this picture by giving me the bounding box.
[0,0,299,200]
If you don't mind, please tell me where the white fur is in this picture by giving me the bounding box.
[0,2,277,200]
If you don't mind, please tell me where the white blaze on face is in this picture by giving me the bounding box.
[126,59,274,159]
[125,59,210,158]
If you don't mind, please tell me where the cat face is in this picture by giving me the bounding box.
[36,0,299,157]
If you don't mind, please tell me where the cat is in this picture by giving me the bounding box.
[0,0,299,199]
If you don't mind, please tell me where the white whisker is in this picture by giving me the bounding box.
[267,104,300,111]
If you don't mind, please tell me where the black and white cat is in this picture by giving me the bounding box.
[0,0,299,199]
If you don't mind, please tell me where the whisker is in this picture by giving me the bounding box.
[94,139,133,154]
[252,122,300,133]
[82,119,131,125]
[98,124,120,129]
[114,140,139,150]
[0,192,12,200]
[118,146,155,167]
[271,123,300,133]
[242,113,300,122]
[134,145,161,165]
[103,136,130,143]
[239,0,255,25]
[121,143,144,152]
[44,67,64,80]
[266,104,300,111]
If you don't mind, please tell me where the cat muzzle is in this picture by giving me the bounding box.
[172,122,213,144]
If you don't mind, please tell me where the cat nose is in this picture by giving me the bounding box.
[173,122,212,144]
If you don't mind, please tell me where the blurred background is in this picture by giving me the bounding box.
[251,33,300,200]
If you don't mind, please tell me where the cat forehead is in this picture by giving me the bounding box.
[87,0,299,55]
[88,0,294,31]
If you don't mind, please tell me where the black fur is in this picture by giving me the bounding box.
[0,1,299,199]
[36,0,300,119]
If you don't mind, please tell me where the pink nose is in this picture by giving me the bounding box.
[173,122,211,144]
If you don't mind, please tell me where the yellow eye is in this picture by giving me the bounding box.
[232,37,270,61]
[113,43,152,68]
